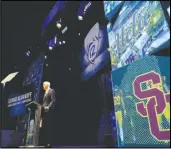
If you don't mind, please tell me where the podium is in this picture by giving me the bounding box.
[25,101,42,147]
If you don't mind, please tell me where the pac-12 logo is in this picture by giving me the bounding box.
[133,71,170,141]
[84,23,101,64]
[86,35,101,64]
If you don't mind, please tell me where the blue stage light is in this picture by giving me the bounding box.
[26,51,30,56]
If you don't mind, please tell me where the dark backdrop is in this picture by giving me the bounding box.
[40,2,108,146]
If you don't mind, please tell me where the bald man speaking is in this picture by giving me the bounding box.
[41,81,56,147]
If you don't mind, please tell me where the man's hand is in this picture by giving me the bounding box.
[39,119,42,128]
[44,106,49,112]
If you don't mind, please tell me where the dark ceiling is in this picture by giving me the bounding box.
[1,1,56,80]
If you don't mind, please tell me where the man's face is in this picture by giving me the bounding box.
[43,83,48,91]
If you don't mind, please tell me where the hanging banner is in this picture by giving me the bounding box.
[23,54,44,101]
[111,56,170,147]
[80,22,110,80]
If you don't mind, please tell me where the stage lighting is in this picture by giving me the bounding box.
[26,51,30,56]
[49,46,53,50]
[45,55,47,59]
[56,18,62,29]
[78,15,83,20]
[62,41,65,44]
[78,33,81,36]
[59,41,62,45]
[56,22,62,28]
[47,38,55,50]
[62,26,68,34]
[83,2,91,13]
[54,36,57,44]
[46,64,48,67]
[77,2,91,21]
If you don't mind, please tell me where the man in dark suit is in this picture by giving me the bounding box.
[41,81,56,147]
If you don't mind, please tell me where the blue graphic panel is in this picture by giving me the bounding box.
[81,22,110,80]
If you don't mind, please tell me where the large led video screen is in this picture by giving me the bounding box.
[111,56,170,147]
[81,22,110,80]
[105,1,170,71]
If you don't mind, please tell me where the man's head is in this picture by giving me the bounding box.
[43,81,50,91]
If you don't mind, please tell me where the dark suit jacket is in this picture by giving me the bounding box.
[43,88,56,109]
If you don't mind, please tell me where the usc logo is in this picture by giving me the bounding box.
[133,71,170,141]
